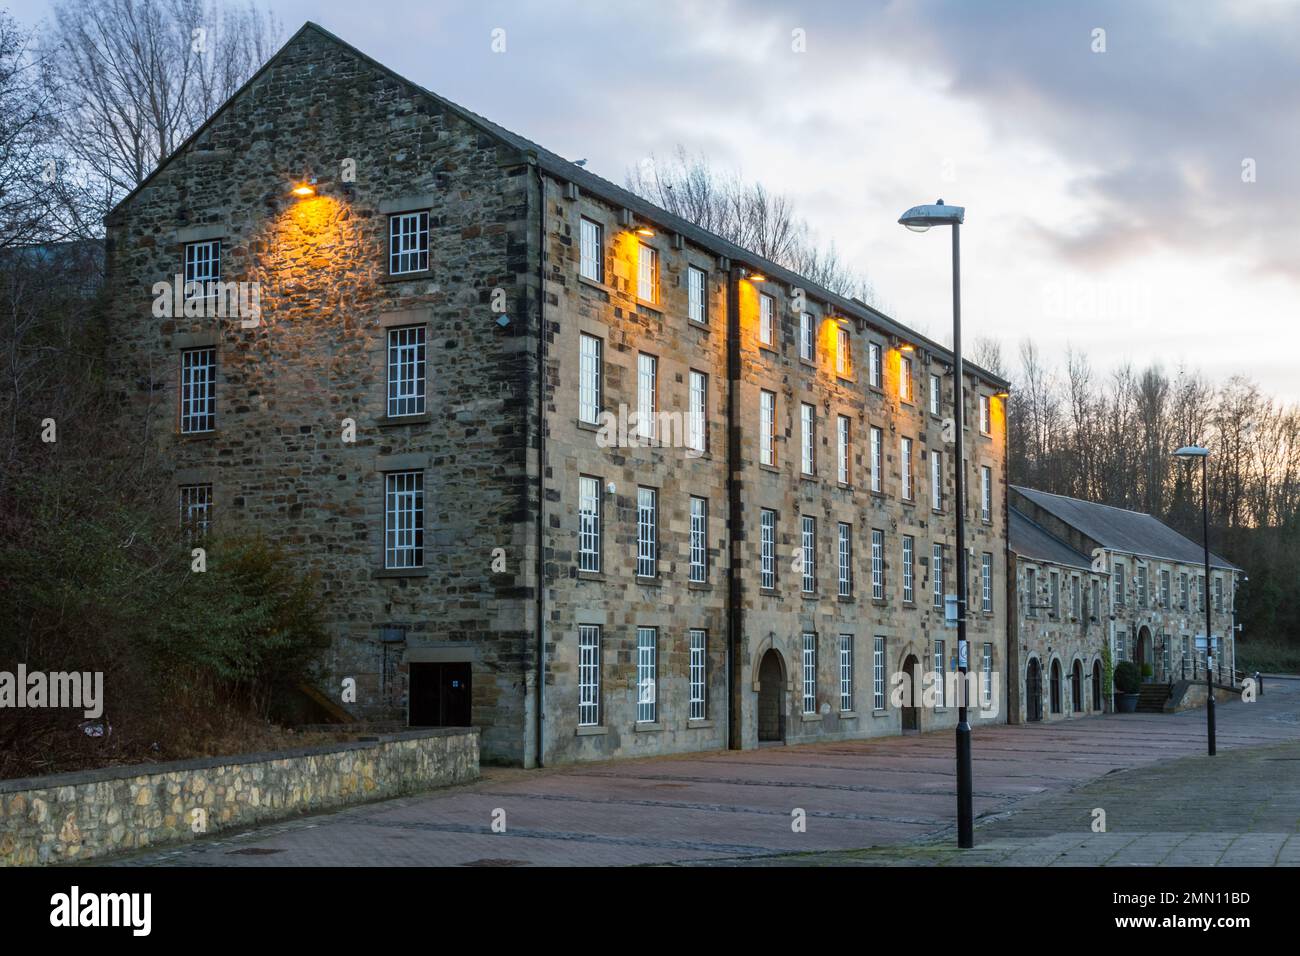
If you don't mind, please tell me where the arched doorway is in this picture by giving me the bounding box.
[1049,659,1062,714]
[1092,659,1102,712]
[757,649,786,742]
[1071,660,1083,713]
[1026,658,1043,722]
[901,654,920,731]
[1135,626,1152,676]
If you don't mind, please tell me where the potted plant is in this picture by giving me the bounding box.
[1101,645,1114,713]
[1141,662,1155,684]
[1114,661,1140,713]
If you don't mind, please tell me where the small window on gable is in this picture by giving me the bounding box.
[580,217,603,282]
[389,211,430,275]
[688,265,707,324]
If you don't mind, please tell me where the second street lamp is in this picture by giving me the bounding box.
[898,199,973,848]
[1174,444,1216,756]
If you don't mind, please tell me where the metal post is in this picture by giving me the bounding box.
[951,222,973,848]
[1201,455,1215,756]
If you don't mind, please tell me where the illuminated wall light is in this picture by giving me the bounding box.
[291,177,319,198]
[899,343,915,352]
[634,225,655,237]
[747,272,767,282]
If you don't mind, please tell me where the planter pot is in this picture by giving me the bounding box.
[1116,693,1139,713]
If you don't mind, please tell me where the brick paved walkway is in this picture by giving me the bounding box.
[108,679,1300,867]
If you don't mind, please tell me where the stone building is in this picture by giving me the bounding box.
[104,22,1011,766]
[1008,487,1242,723]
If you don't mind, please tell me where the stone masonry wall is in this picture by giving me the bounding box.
[104,27,538,764]
[0,728,478,866]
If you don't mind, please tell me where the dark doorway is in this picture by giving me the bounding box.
[1049,659,1062,714]
[757,650,785,742]
[1135,626,1150,673]
[1092,659,1102,712]
[902,654,920,731]
[409,662,472,727]
[1026,658,1043,722]
[1071,660,1083,713]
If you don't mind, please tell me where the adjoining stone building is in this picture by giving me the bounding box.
[104,22,1011,766]
[1008,486,1242,724]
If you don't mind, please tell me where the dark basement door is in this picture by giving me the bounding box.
[409,662,472,727]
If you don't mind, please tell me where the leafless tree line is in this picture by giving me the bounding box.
[626,146,882,308]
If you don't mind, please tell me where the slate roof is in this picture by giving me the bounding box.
[1008,507,1094,570]
[108,22,1009,392]
[1012,486,1241,572]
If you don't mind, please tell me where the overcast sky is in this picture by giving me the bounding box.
[14,0,1299,401]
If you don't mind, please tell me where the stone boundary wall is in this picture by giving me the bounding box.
[0,728,479,865]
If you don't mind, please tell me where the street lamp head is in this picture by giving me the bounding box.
[1173,445,1210,459]
[899,198,965,232]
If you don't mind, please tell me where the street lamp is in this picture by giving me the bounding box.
[1174,444,1216,756]
[899,198,973,848]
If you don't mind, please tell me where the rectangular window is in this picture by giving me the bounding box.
[982,553,993,612]
[759,293,774,347]
[760,509,777,590]
[839,634,854,713]
[579,217,603,282]
[837,415,850,484]
[802,632,817,714]
[873,636,886,711]
[870,426,883,493]
[982,643,993,706]
[981,466,992,521]
[384,471,424,569]
[929,373,941,416]
[836,326,851,377]
[801,515,816,594]
[389,211,429,275]
[903,535,915,603]
[931,450,943,510]
[183,239,220,297]
[386,325,426,417]
[579,333,603,424]
[636,627,657,723]
[578,476,601,573]
[637,242,658,302]
[578,625,601,726]
[1071,575,1081,618]
[689,629,707,720]
[1049,570,1061,618]
[688,370,708,454]
[899,355,913,402]
[871,528,885,601]
[1114,562,1126,607]
[868,342,882,388]
[179,483,212,540]
[1137,564,1148,608]
[1091,579,1101,620]
[1180,572,1189,610]
[979,394,991,434]
[801,403,815,475]
[934,639,946,707]
[637,487,657,578]
[1026,567,1038,617]
[179,347,216,433]
[1198,574,1206,611]
[688,266,707,324]
[838,523,853,598]
[689,496,708,584]
[1214,576,1223,613]
[933,544,944,608]
[637,353,657,441]
[1160,569,1171,608]
[800,312,814,361]
[901,437,913,500]
[760,390,776,467]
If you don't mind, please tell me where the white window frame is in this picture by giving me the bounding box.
[760,390,776,467]
[868,342,881,388]
[934,639,946,707]
[688,369,707,454]
[838,522,852,598]
[578,475,601,573]
[929,373,941,416]
[579,333,603,424]
[579,217,603,283]
[979,394,991,434]
[837,415,850,484]
[873,636,886,711]
[801,515,816,594]
[183,239,220,299]
[800,403,815,475]
[760,509,777,590]
[689,629,707,720]
[384,471,424,569]
[759,293,774,347]
[982,552,993,612]
[931,450,943,510]
[901,437,913,500]
[637,242,658,303]
[982,643,993,706]
[578,625,601,726]
[636,486,657,578]
[179,347,216,434]
[933,543,944,608]
[800,312,815,361]
[636,352,657,441]
[689,496,708,584]
[870,426,883,493]
[636,627,657,723]
[802,632,817,714]
[179,482,212,540]
[839,634,854,713]
[903,535,915,603]
[386,325,427,418]
[688,265,707,324]
[836,326,850,377]
[899,355,913,402]
[1026,567,1038,618]
[871,528,885,601]
[389,211,430,275]
[981,466,992,522]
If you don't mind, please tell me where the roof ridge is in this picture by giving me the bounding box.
[1009,505,1095,566]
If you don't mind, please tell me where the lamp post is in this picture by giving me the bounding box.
[899,199,973,847]
[1174,444,1215,756]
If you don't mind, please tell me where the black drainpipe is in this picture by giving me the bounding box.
[726,264,743,750]
[533,156,547,768]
